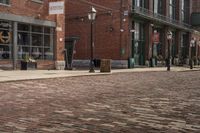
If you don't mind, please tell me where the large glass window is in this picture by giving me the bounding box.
[132,22,145,65]
[0,20,12,60]
[0,0,9,5]
[169,0,176,20]
[17,23,54,60]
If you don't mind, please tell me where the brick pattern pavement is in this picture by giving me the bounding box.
[0,71,200,133]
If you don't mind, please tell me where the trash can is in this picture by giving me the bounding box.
[100,59,111,73]
[128,58,135,68]
[93,59,101,67]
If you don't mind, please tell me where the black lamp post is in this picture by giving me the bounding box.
[190,38,195,69]
[167,31,172,71]
[88,7,97,73]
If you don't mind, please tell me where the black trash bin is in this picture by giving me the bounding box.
[93,59,101,67]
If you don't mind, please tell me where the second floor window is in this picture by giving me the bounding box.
[181,0,189,24]
[133,0,148,8]
[0,0,9,5]
[169,0,176,20]
[153,0,163,14]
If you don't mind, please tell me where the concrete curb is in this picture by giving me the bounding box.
[0,67,199,83]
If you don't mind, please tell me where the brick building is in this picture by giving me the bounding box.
[66,0,199,68]
[0,0,66,70]
[0,0,199,70]
[191,0,200,63]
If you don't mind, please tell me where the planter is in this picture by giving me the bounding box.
[157,61,164,67]
[145,60,150,67]
[185,58,190,65]
[174,58,179,66]
[21,61,37,70]
[150,58,156,67]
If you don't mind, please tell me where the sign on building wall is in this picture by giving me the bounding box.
[49,1,64,15]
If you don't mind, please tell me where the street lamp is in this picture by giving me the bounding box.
[190,38,195,69]
[167,31,172,71]
[88,7,97,73]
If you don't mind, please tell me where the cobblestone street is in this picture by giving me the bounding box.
[0,71,200,133]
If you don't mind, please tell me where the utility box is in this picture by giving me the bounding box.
[100,59,111,73]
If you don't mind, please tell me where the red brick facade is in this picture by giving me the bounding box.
[0,0,65,69]
[66,0,197,67]
[66,0,130,60]
[0,0,199,69]
[0,0,55,21]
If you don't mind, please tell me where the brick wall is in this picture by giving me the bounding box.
[66,0,131,60]
[0,0,55,21]
[192,0,200,13]
[0,0,66,69]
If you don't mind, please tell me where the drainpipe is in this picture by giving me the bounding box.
[119,0,123,59]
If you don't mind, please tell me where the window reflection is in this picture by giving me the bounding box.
[17,24,54,60]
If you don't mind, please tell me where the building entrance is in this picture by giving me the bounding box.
[132,22,145,66]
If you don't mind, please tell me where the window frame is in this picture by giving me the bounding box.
[17,23,54,61]
[169,0,176,20]
[0,0,10,6]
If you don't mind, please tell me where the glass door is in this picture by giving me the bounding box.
[132,22,145,66]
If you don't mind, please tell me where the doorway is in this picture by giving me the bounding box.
[132,22,145,66]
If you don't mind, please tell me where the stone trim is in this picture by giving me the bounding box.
[0,13,56,27]
[73,60,128,68]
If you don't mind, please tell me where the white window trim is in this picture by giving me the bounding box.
[31,0,43,4]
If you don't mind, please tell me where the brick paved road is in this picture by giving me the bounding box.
[0,71,200,133]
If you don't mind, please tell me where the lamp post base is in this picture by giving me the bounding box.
[167,66,170,71]
[190,59,193,69]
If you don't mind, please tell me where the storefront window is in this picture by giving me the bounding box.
[0,20,12,60]
[133,22,145,65]
[17,23,54,60]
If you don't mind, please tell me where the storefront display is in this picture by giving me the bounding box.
[0,19,54,61]
[0,20,12,60]
[17,23,54,60]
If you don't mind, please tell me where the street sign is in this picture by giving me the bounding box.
[49,1,64,15]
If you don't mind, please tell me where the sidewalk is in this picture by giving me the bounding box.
[0,67,199,82]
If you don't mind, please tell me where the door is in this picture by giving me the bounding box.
[132,22,145,66]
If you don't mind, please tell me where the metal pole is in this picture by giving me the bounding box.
[89,21,95,72]
[13,22,18,70]
[190,46,193,69]
[167,39,170,71]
